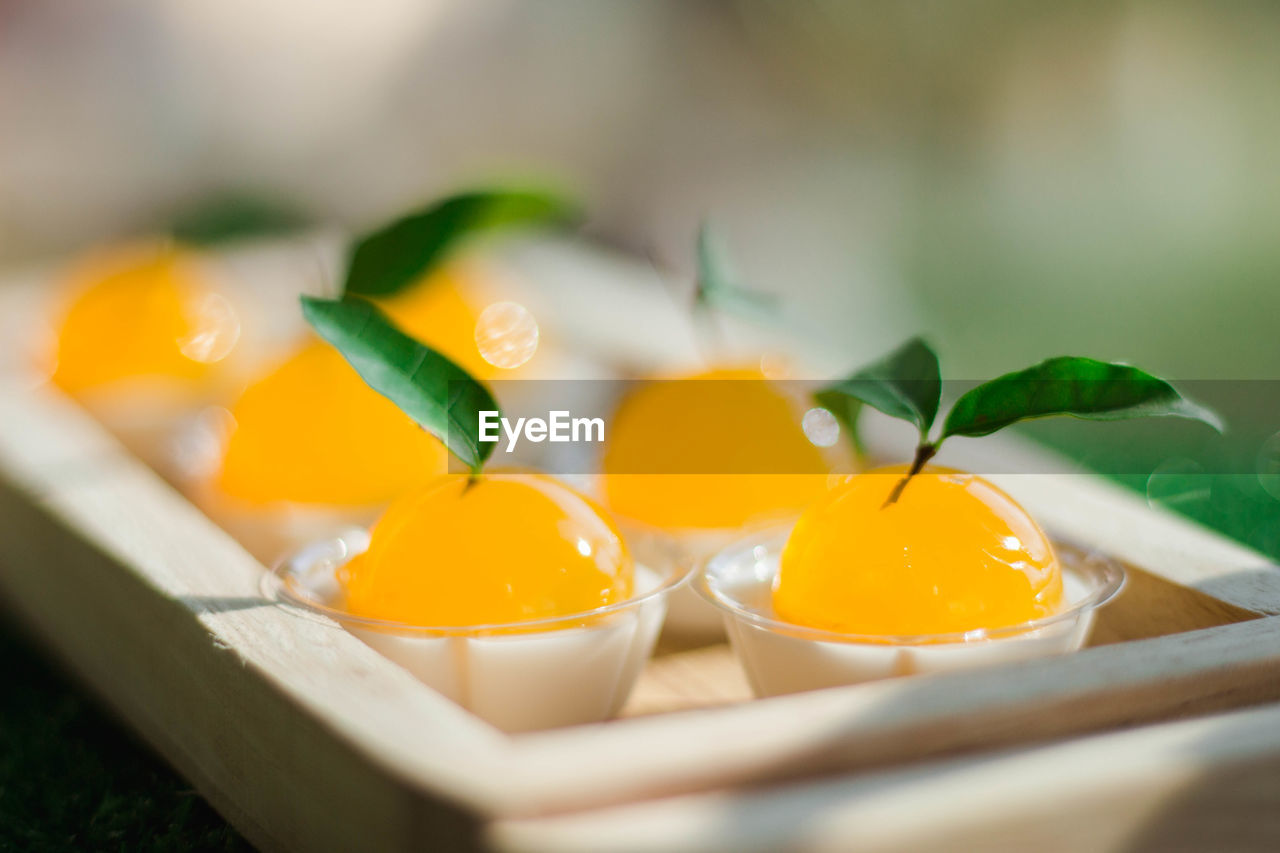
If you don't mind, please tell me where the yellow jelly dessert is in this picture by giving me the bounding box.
[340,472,634,626]
[380,269,500,379]
[52,244,233,394]
[214,270,503,507]
[214,338,450,506]
[774,465,1062,637]
[601,369,831,530]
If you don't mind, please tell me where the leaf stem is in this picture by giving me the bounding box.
[692,300,725,364]
[882,442,937,508]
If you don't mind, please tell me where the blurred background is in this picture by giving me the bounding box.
[5,1,1279,378]
[1,1,1277,847]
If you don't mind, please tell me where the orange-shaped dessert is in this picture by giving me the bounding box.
[601,369,831,531]
[774,465,1062,636]
[52,244,234,394]
[341,473,633,627]
[214,270,499,507]
[270,254,671,731]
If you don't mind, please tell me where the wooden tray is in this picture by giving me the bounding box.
[3,252,1280,851]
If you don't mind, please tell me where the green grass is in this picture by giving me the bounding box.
[0,615,250,853]
[1020,390,1280,564]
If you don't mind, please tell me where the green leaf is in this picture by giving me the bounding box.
[300,295,500,473]
[694,222,778,320]
[941,357,1224,440]
[816,337,942,440]
[171,196,310,246]
[343,189,580,298]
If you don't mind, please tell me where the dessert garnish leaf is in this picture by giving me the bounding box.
[343,189,580,299]
[301,294,499,474]
[941,357,1224,439]
[694,221,778,321]
[171,196,310,246]
[817,339,1222,506]
[815,336,942,443]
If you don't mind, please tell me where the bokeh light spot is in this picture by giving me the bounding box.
[801,406,840,448]
[179,293,240,364]
[170,405,236,481]
[1146,457,1211,511]
[475,301,539,370]
[1257,432,1280,502]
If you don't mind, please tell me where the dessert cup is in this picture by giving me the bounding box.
[196,490,380,567]
[175,410,394,566]
[266,529,688,732]
[68,384,215,480]
[620,522,754,638]
[695,529,1124,698]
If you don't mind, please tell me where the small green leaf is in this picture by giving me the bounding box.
[171,196,310,246]
[941,357,1224,440]
[816,337,942,441]
[694,222,778,320]
[301,295,500,473]
[343,189,580,299]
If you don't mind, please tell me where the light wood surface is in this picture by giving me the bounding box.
[491,699,1280,853]
[3,252,1280,851]
[0,384,508,851]
[622,644,752,717]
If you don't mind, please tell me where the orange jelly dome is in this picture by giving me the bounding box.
[601,369,830,530]
[380,270,499,379]
[214,340,450,506]
[52,244,224,393]
[214,271,491,507]
[340,473,634,627]
[774,466,1062,637]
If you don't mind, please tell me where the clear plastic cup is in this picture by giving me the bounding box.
[194,487,379,567]
[618,521,742,638]
[694,529,1125,698]
[265,529,689,732]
